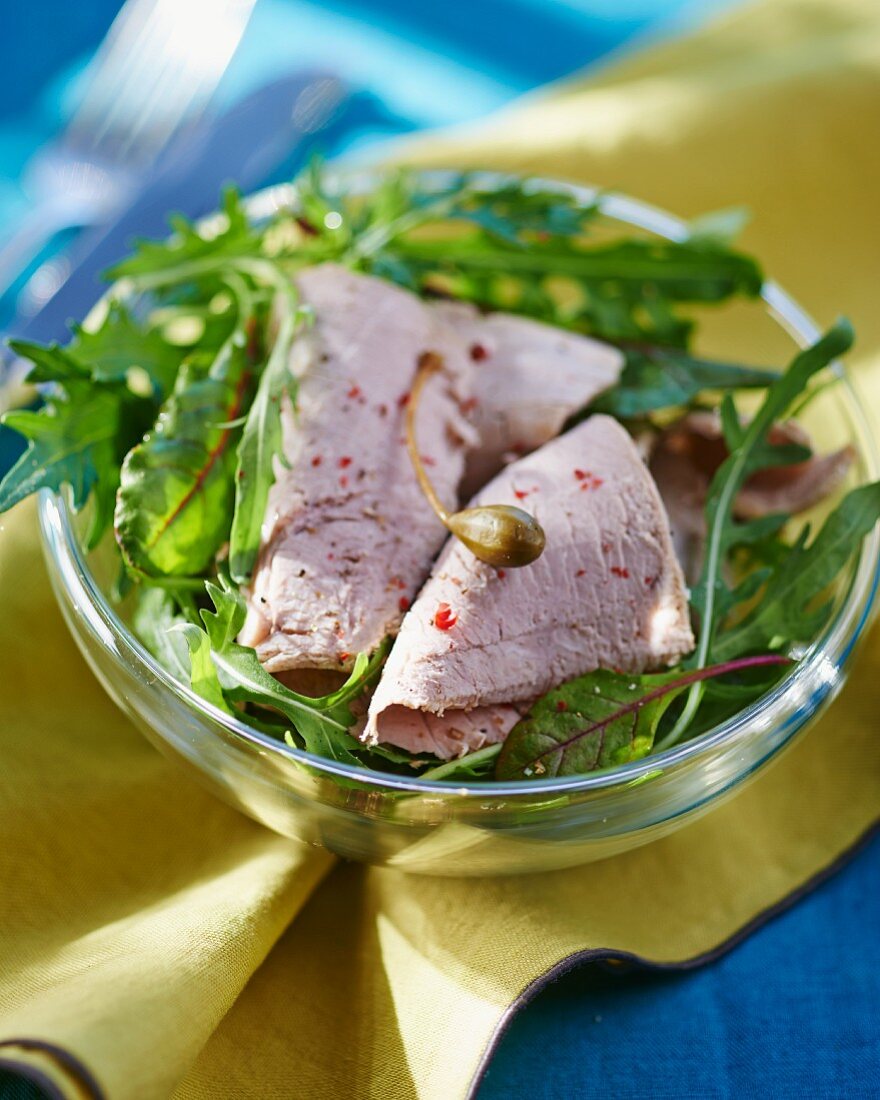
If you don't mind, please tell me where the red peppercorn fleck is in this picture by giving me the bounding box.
[644,575,657,587]
[398,392,410,408]
[556,700,568,712]
[327,553,335,561]
[513,489,530,501]
[398,596,410,612]
[497,569,506,579]
[347,384,362,399]
[311,455,322,467]
[339,651,351,662]
[574,469,588,481]
[611,566,630,579]
[470,343,489,361]
[576,568,587,577]
[339,456,353,468]
[434,603,458,631]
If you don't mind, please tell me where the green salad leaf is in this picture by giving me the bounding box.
[131,587,191,681]
[195,577,372,764]
[661,318,858,743]
[590,347,780,418]
[179,622,234,713]
[712,481,880,662]
[496,655,791,780]
[115,324,256,577]
[109,187,264,282]
[0,378,152,549]
[11,304,184,399]
[373,233,762,347]
[689,319,854,659]
[229,281,308,583]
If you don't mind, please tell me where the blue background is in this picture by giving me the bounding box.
[1,1,878,1097]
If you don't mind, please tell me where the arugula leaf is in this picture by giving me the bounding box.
[0,378,152,547]
[115,331,255,578]
[659,319,855,744]
[6,340,91,384]
[690,319,854,663]
[197,578,367,764]
[131,587,191,682]
[379,235,762,345]
[229,281,306,583]
[2,305,186,549]
[179,623,234,713]
[590,348,779,418]
[496,655,790,780]
[109,187,264,281]
[713,481,880,661]
[419,744,503,782]
[67,304,184,397]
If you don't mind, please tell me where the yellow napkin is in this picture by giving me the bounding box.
[2,0,879,1095]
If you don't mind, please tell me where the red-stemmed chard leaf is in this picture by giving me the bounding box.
[495,654,790,781]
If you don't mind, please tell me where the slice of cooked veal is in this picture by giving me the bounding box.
[239,264,475,672]
[365,415,694,759]
[432,301,623,499]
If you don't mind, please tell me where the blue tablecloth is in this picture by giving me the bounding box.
[1,2,878,1097]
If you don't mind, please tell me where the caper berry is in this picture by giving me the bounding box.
[448,505,546,567]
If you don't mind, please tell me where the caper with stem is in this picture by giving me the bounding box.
[406,351,546,567]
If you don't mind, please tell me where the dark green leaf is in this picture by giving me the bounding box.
[6,340,90,384]
[690,318,855,662]
[714,481,880,660]
[115,334,255,577]
[197,578,367,764]
[131,587,191,681]
[0,383,122,513]
[108,187,263,281]
[591,347,779,417]
[179,623,234,712]
[496,655,791,780]
[67,303,185,396]
[229,291,306,583]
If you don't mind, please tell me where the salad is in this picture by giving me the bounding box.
[2,165,878,785]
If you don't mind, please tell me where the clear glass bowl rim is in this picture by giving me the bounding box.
[39,169,880,798]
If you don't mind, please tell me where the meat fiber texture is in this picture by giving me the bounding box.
[239,264,475,672]
[431,301,624,499]
[366,415,695,758]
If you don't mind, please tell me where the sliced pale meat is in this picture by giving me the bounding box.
[239,264,475,672]
[650,411,856,543]
[431,302,624,498]
[365,415,694,758]
[373,704,525,760]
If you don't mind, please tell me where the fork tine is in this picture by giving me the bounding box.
[66,0,167,146]
[67,0,256,166]
[87,7,184,160]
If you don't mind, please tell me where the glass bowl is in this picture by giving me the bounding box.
[37,173,880,876]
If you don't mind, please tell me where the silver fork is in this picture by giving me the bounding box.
[0,0,257,299]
